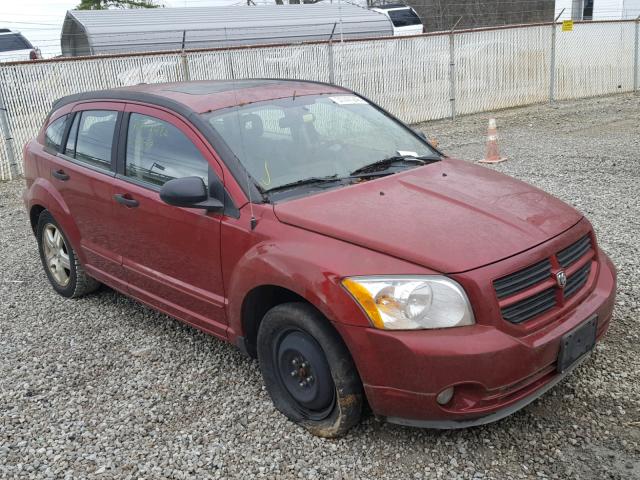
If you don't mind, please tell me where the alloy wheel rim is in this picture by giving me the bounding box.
[42,223,71,287]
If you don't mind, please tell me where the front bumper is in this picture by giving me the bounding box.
[334,252,616,427]
[388,352,592,429]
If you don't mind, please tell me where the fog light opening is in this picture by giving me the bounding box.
[436,387,455,405]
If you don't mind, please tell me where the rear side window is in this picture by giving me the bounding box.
[69,110,117,169]
[0,33,32,52]
[388,9,422,27]
[44,115,68,152]
[125,113,209,187]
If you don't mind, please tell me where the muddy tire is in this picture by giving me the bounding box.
[257,302,363,438]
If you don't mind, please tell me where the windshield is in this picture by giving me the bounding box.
[203,94,437,193]
[388,9,422,27]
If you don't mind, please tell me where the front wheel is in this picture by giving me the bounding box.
[257,302,363,438]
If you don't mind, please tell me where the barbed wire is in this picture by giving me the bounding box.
[2,3,637,25]
[3,7,636,32]
[3,3,638,58]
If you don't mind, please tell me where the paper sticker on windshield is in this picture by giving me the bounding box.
[397,150,419,157]
[329,95,368,105]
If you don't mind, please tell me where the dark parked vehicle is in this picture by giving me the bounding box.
[23,80,616,437]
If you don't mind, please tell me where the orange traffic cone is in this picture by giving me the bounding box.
[479,118,507,164]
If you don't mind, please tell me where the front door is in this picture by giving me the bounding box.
[110,104,227,338]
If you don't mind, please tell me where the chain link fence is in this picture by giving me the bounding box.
[1,19,639,180]
[554,21,638,100]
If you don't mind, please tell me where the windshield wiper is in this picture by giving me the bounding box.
[263,167,415,196]
[350,154,439,176]
[263,174,342,194]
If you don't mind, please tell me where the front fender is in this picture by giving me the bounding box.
[223,210,434,340]
[226,239,355,335]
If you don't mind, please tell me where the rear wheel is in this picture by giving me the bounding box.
[257,302,363,438]
[36,210,100,298]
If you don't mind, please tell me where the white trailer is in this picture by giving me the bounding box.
[556,0,640,21]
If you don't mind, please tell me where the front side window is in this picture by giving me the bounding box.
[70,110,117,169]
[203,94,437,194]
[44,115,68,152]
[125,113,209,187]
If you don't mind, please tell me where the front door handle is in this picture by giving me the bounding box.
[113,193,139,208]
[52,169,69,181]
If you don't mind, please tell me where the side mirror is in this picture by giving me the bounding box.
[160,176,223,212]
[413,128,428,141]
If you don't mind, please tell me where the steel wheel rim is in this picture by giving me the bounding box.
[274,329,336,421]
[42,223,71,287]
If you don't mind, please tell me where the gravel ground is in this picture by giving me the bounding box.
[1,93,639,480]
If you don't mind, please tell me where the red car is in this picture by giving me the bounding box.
[23,80,616,437]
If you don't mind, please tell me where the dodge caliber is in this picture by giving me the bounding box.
[23,80,616,437]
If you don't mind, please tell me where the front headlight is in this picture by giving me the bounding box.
[342,276,475,330]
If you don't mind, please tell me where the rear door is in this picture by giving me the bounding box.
[110,103,227,338]
[47,102,127,290]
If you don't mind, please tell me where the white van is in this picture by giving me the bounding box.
[0,29,41,62]
[370,4,423,36]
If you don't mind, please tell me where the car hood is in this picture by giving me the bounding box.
[273,158,583,273]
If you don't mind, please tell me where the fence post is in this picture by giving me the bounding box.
[449,17,463,120]
[634,15,640,93]
[224,28,236,80]
[327,23,337,84]
[181,30,191,81]
[549,9,564,103]
[0,81,18,180]
[549,24,557,102]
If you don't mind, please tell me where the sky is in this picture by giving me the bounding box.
[2,0,247,58]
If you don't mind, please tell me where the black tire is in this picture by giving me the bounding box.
[257,302,363,438]
[36,210,100,298]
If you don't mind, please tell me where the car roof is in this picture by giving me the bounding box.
[52,79,351,115]
[49,79,353,204]
[372,4,412,10]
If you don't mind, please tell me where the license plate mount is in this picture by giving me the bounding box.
[557,315,598,373]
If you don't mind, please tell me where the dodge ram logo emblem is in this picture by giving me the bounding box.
[556,271,567,288]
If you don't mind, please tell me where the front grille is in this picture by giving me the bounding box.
[495,234,594,324]
[493,259,551,299]
[565,262,591,298]
[557,235,591,267]
[501,288,557,324]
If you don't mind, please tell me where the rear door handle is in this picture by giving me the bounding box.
[113,193,139,208]
[52,169,69,181]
